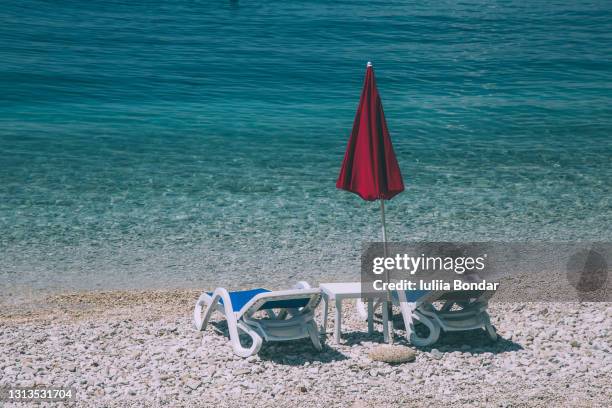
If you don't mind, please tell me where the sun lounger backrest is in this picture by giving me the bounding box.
[397,289,494,305]
[260,298,310,310]
[241,289,321,317]
[393,290,440,304]
[437,290,495,303]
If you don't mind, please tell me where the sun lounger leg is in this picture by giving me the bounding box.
[409,312,441,347]
[321,295,329,334]
[193,293,216,331]
[205,293,263,357]
[382,301,390,343]
[399,300,415,342]
[484,315,498,341]
[307,320,323,351]
[334,298,342,343]
[367,299,374,334]
[233,322,263,357]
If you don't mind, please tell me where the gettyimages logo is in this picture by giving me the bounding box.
[361,242,611,302]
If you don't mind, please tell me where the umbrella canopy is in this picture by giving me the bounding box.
[336,62,404,200]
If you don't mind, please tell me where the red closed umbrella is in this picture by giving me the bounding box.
[337,62,404,343]
[336,63,404,201]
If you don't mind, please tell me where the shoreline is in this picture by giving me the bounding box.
[1,289,610,407]
[2,267,608,324]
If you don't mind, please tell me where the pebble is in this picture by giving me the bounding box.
[185,379,202,390]
[368,345,416,364]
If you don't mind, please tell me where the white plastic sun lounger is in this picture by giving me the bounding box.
[357,289,497,347]
[194,281,322,357]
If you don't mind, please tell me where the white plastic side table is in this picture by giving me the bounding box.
[320,282,381,344]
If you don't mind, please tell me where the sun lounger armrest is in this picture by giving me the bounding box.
[194,287,235,331]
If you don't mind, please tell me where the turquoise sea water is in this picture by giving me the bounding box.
[1,1,611,297]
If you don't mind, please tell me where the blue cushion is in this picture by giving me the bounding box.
[207,288,311,312]
[393,289,430,302]
[208,288,270,312]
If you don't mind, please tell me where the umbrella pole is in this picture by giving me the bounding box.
[380,199,393,343]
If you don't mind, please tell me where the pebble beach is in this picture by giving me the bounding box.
[3,2,612,407]
[1,290,610,407]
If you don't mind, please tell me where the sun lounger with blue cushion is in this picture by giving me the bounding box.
[194,281,322,357]
[357,287,497,346]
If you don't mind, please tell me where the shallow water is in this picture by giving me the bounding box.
[1,1,611,298]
